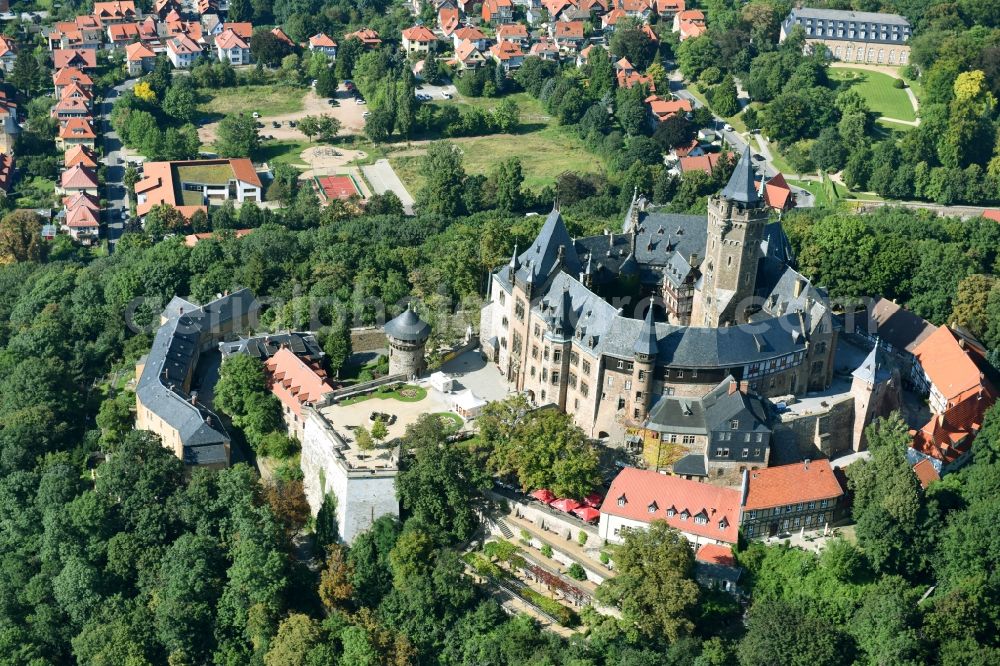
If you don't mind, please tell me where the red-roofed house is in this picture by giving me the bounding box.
[739,460,846,538]
[136,158,262,218]
[167,33,202,68]
[599,467,742,546]
[266,347,335,439]
[93,1,138,25]
[221,22,253,39]
[64,203,100,243]
[452,25,488,50]
[482,0,513,24]
[755,172,795,212]
[53,49,97,70]
[125,41,156,76]
[107,22,141,49]
[65,145,98,169]
[496,23,528,46]
[617,68,654,90]
[694,542,742,594]
[402,25,437,55]
[308,33,338,58]
[530,38,560,61]
[912,326,988,414]
[344,28,381,48]
[647,95,691,123]
[656,0,685,19]
[438,7,460,36]
[452,39,487,70]
[58,164,99,196]
[51,96,92,121]
[215,28,251,65]
[53,67,94,97]
[0,36,16,73]
[490,40,525,71]
[271,27,295,48]
[551,20,585,50]
[982,209,1000,222]
[673,9,706,40]
[57,118,97,150]
[677,152,726,176]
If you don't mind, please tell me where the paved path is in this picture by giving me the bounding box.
[362,159,415,214]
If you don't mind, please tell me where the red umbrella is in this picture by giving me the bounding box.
[572,506,601,523]
[583,493,603,508]
[550,498,582,513]
[530,488,556,504]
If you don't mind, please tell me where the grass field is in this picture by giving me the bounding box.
[390,93,601,193]
[830,68,916,121]
[176,163,232,184]
[199,84,307,119]
[253,139,311,168]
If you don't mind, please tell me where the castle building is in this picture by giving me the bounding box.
[480,148,836,440]
[780,7,911,65]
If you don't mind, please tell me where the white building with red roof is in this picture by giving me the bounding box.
[401,25,437,55]
[309,32,338,58]
[673,9,706,40]
[125,41,156,76]
[490,39,525,71]
[58,164,99,196]
[452,25,488,50]
[167,33,202,68]
[215,28,251,65]
[0,36,16,73]
[599,467,742,546]
[266,347,335,440]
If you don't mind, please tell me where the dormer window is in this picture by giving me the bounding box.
[730,419,739,429]
[666,507,676,517]
[647,501,658,513]
[617,494,627,507]
[680,509,689,521]
[719,517,729,530]
[694,513,708,525]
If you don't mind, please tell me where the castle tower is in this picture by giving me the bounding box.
[384,304,431,379]
[692,146,770,327]
[849,341,900,452]
[630,303,658,422]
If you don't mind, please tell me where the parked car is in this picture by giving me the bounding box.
[752,154,765,162]
[441,92,452,99]
[271,121,281,128]
[289,120,297,128]
[723,123,734,132]
[363,111,371,118]
[252,111,260,119]
[355,97,366,105]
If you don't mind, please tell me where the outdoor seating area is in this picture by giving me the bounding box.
[529,489,604,524]
[321,383,460,442]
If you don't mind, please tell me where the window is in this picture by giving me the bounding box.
[692,369,698,378]
[715,448,729,457]
[498,291,505,304]
[607,376,614,387]
[515,300,525,321]
[635,391,642,400]
[748,510,756,520]
[531,345,539,359]
[754,449,761,457]
[533,324,540,337]
[742,448,749,458]
[682,435,695,445]
[744,433,751,442]
[820,499,828,508]
[648,501,658,513]
[625,380,632,390]
[542,368,548,381]
[694,514,707,525]
[582,360,591,375]
[570,351,579,366]
[543,347,550,361]
[669,434,678,443]
[617,360,624,369]
[638,369,645,380]
[551,371,560,384]
[580,382,589,397]
[730,419,739,429]
[553,349,561,362]
[680,510,689,520]
[617,494,627,506]
[569,372,577,388]
[530,367,536,377]
[574,398,579,409]
[677,370,684,379]
[756,432,763,442]
[618,397,626,410]
[633,408,640,418]
[808,501,815,510]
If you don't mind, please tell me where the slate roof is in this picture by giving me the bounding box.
[219,332,323,361]
[720,145,761,205]
[136,290,256,462]
[514,208,583,284]
[646,376,771,435]
[384,304,431,342]
[852,342,891,385]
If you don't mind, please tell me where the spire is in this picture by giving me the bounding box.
[508,243,519,271]
[852,340,887,385]
[720,145,762,205]
[551,283,573,337]
[633,303,658,356]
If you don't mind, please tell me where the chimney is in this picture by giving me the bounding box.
[689,252,697,266]
[804,458,810,470]
[793,278,804,298]
[728,381,738,396]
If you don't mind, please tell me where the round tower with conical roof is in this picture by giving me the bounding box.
[384,304,431,379]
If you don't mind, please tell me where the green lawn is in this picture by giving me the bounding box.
[431,412,464,434]
[391,92,602,193]
[253,139,311,168]
[199,85,307,120]
[176,163,232,185]
[830,68,916,121]
[339,384,428,406]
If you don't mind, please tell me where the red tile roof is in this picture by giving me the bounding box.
[497,23,528,39]
[344,28,380,45]
[601,467,742,544]
[911,458,940,489]
[63,191,101,211]
[0,153,12,192]
[742,460,844,511]
[184,229,253,246]
[53,67,94,87]
[490,40,524,60]
[125,41,156,61]
[66,204,99,228]
[53,49,97,69]
[679,152,727,174]
[912,389,994,465]
[107,23,141,42]
[309,32,337,48]
[61,164,99,189]
[58,118,97,140]
[913,327,987,407]
[271,27,295,46]
[453,25,486,41]
[554,20,585,39]
[265,347,334,417]
[982,209,1000,222]
[695,542,735,567]
[215,28,249,50]
[0,36,15,58]
[222,22,253,39]
[438,8,460,35]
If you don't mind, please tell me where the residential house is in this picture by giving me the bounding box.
[215,28,251,65]
[265,347,335,440]
[911,326,988,415]
[739,460,847,539]
[599,466,742,546]
[781,7,911,65]
[167,33,202,68]
[530,37,560,60]
[51,96,92,121]
[669,138,703,159]
[57,117,96,149]
[63,199,101,243]
[676,152,725,176]
[618,0,652,19]
[452,38,486,69]
[65,145,98,169]
[673,9,706,40]
[54,48,97,69]
[655,0,684,20]
[542,0,572,18]
[125,41,156,75]
[638,376,771,482]
[438,6,460,35]
[343,28,381,48]
[57,164,99,196]
[106,22,141,49]
[401,25,437,55]
[93,1,138,25]
[59,83,94,109]
[53,67,93,97]
[497,22,528,46]
[309,33,338,58]
[576,43,594,67]
[490,39,524,71]
[755,172,794,212]
[154,0,181,17]
[0,36,16,72]
[552,20,585,50]
[482,0,513,24]
[135,158,263,218]
[601,7,628,30]
[221,22,253,39]
[647,95,690,123]
[138,16,160,46]
[0,92,19,156]
[844,297,937,379]
[579,0,610,14]
[452,25,488,50]
[271,27,295,48]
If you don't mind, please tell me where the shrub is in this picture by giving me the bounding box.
[577,531,588,546]
[520,529,531,545]
[541,544,553,558]
[567,563,587,581]
[521,588,579,627]
[892,78,906,89]
[599,551,610,565]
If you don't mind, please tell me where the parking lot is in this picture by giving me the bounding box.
[415,82,457,102]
